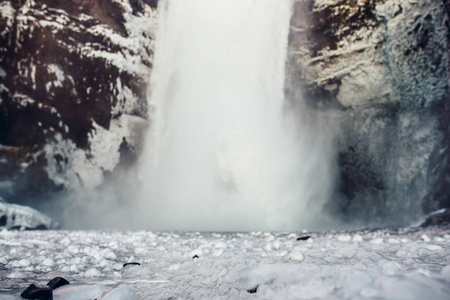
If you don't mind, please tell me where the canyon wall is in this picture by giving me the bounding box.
[0,0,157,204]
[287,0,449,225]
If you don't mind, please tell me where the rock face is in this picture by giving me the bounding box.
[287,0,449,225]
[0,0,157,204]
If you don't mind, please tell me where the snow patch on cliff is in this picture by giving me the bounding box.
[0,1,14,28]
[81,3,157,77]
[45,115,147,189]
[46,64,65,90]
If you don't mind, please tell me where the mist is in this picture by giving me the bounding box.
[129,0,337,231]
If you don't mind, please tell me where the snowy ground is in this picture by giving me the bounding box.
[0,226,449,299]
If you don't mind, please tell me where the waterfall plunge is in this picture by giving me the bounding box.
[138,0,335,231]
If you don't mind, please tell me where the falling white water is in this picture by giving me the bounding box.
[138,0,334,231]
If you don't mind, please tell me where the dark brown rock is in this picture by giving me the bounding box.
[0,0,156,204]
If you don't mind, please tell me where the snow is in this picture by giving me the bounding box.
[12,93,34,107]
[5,272,25,279]
[0,226,448,299]
[53,284,104,300]
[44,114,146,192]
[42,258,54,267]
[0,296,19,300]
[100,284,138,300]
[0,202,59,230]
[286,250,305,262]
[0,2,14,28]
[46,64,65,89]
[79,2,156,78]
[84,268,103,277]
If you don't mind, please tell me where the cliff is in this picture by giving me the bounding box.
[287,0,450,225]
[0,0,157,204]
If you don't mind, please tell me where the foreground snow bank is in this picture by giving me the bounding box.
[0,226,448,299]
[0,284,137,300]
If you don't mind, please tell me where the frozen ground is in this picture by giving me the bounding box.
[0,226,449,299]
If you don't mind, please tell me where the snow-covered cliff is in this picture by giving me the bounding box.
[287,0,449,225]
[0,0,157,204]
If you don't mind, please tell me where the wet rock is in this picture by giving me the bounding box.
[123,262,140,267]
[46,277,70,290]
[20,277,70,300]
[296,235,311,241]
[20,285,52,300]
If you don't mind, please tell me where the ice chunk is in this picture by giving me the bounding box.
[9,248,17,258]
[212,249,224,257]
[53,284,104,300]
[112,263,123,271]
[421,234,431,242]
[121,264,154,279]
[388,238,400,244]
[286,250,305,262]
[100,284,138,300]
[100,249,117,260]
[214,241,227,248]
[285,279,332,299]
[70,264,80,273]
[377,274,450,299]
[352,234,363,242]
[187,248,204,258]
[168,263,181,271]
[441,265,450,280]
[336,270,373,292]
[0,295,20,300]
[43,258,55,267]
[19,259,31,267]
[338,234,351,241]
[239,265,279,290]
[370,238,384,245]
[6,271,25,279]
[84,268,103,277]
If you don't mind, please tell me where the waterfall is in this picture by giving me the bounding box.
[138,0,334,231]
